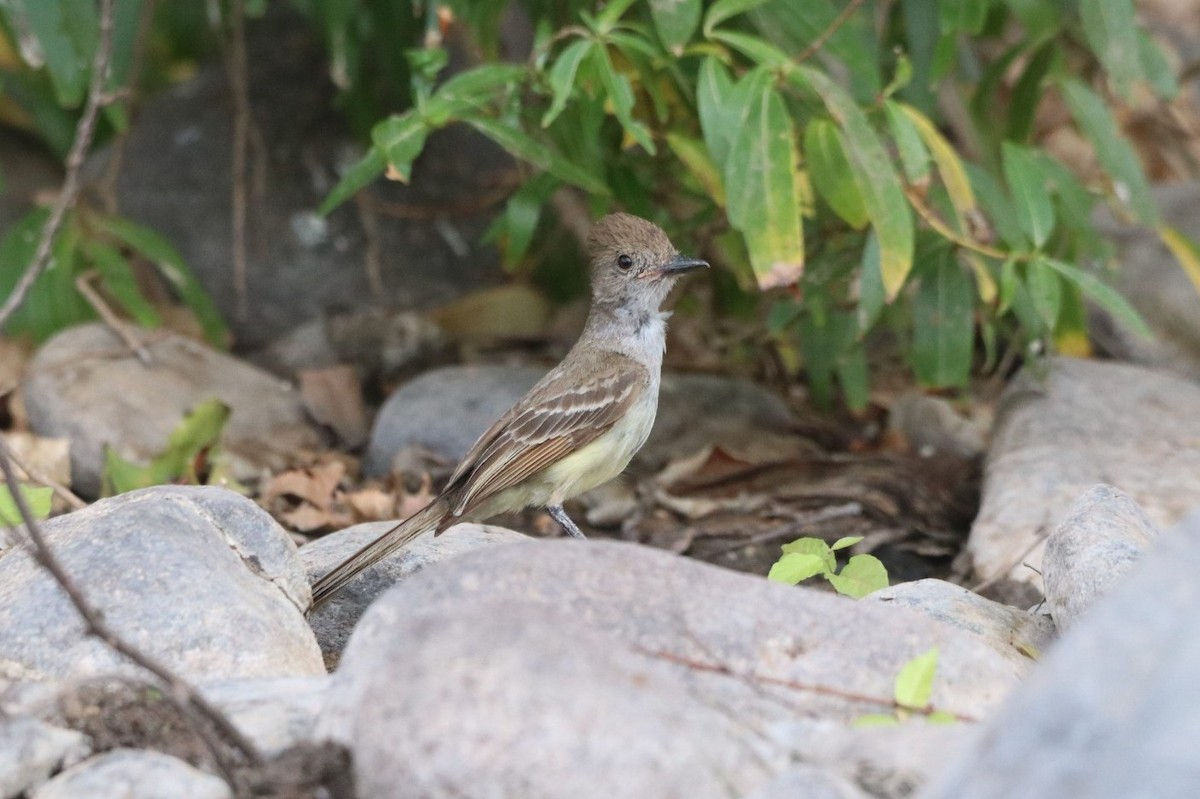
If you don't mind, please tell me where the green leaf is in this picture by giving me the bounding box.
[434,63,525,109]
[0,484,54,527]
[894,647,939,709]
[831,535,863,551]
[697,57,738,171]
[1043,258,1151,338]
[1025,258,1062,329]
[542,39,594,128]
[939,0,989,35]
[884,101,931,185]
[371,112,430,183]
[665,132,725,206]
[826,553,889,598]
[780,537,837,572]
[464,117,610,195]
[966,164,1027,250]
[997,255,1019,313]
[649,0,701,55]
[590,45,655,153]
[835,343,870,412]
[792,66,913,300]
[749,0,881,101]
[1002,142,1055,249]
[319,147,385,215]
[1079,0,1142,99]
[103,399,231,495]
[594,0,639,32]
[858,230,886,333]
[1060,78,1157,226]
[768,552,829,585]
[1007,42,1056,142]
[708,28,788,68]
[487,173,558,268]
[17,0,99,107]
[724,74,804,288]
[911,247,974,388]
[85,240,161,329]
[703,0,770,35]
[1137,29,1178,99]
[804,119,869,229]
[98,216,228,347]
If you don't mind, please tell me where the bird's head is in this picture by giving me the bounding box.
[586,213,708,314]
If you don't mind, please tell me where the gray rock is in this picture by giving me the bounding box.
[1042,485,1162,631]
[1092,181,1200,380]
[766,719,977,799]
[86,8,506,349]
[743,764,865,799]
[0,486,323,682]
[867,579,1056,671]
[0,719,88,799]
[364,365,796,476]
[363,365,541,476]
[301,522,527,665]
[921,510,1200,799]
[23,324,321,497]
[32,749,230,799]
[963,357,1200,603]
[322,541,1020,797]
[201,676,330,756]
[331,601,778,799]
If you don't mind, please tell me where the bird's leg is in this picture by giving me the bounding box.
[547,505,587,539]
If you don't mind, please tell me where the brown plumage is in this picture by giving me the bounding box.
[308,213,706,609]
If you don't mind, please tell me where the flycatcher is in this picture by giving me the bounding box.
[309,213,708,608]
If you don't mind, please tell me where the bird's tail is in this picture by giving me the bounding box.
[308,498,449,611]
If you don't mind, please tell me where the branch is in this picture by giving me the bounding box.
[0,448,264,774]
[0,0,117,330]
[634,644,978,723]
[223,0,252,322]
[794,0,866,65]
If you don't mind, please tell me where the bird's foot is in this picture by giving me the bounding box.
[547,505,587,539]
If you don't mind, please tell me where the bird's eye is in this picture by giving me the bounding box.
[617,254,634,270]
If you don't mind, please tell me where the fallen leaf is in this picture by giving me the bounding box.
[345,486,396,521]
[1,431,71,488]
[261,460,346,511]
[298,365,369,448]
[281,503,334,532]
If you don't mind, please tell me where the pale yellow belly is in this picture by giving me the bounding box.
[537,391,658,505]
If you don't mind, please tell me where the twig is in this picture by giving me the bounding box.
[75,270,152,364]
[634,644,977,722]
[0,448,265,774]
[0,0,117,330]
[967,526,1048,594]
[904,185,1011,261]
[794,0,866,64]
[223,0,252,321]
[355,191,385,300]
[0,437,86,511]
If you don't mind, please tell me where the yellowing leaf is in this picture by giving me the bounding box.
[1158,225,1200,295]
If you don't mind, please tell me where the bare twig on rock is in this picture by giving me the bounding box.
[0,0,117,330]
[0,448,265,777]
[75,270,152,363]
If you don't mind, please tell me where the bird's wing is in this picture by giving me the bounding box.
[446,352,648,518]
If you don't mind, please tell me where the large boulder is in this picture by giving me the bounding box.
[22,324,321,497]
[963,357,1200,603]
[0,486,323,682]
[322,540,1021,798]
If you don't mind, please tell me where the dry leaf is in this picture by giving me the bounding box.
[345,486,396,521]
[1,431,71,487]
[261,460,346,511]
[298,365,369,448]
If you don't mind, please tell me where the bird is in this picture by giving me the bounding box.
[308,213,708,609]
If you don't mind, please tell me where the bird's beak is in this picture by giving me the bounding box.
[655,253,709,277]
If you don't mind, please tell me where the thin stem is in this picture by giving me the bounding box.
[0,0,118,329]
[0,449,265,771]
